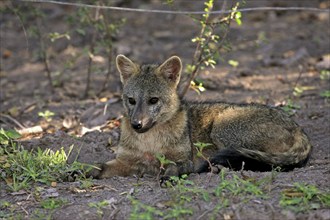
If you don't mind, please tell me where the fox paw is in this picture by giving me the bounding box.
[86,164,103,179]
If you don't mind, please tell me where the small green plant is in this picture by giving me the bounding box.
[163,205,193,219]
[166,175,197,216]
[280,183,330,212]
[1,140,91,191]
[319,70,330,100]
[0,200,18,219]
[293,86,304,97]
[320,70,330,80]
[38,110,55,122]
[130,175,196,219]
[48,32,70,42]
[88,200,110,217]
[255,31,268,46]
[30,209,52,220]
[155,153,176,181]
[228,59,239,68]
[194,142,214,172]
[281,99,301,116]
[293,86,315,97]
[0,200,11,209]
[215,170,265,198]
[5,174,31,192]
[190,80,206,95]
[180,0,242,97]
[0,129,24,191]
[320,90,330,99]
[129,197,164,220]
[40,198,67,210]
[0,128,21,146]
[79,178,94,189]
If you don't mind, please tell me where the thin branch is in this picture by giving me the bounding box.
[36,13,54,93]
[98,48,114,95]
[98,1,115,95]
[83,7,100,98]
[179,2,214,98]
[289,64,305,99]
[9,2,30,55]
[0,113,26,129]
[180,1,233,98]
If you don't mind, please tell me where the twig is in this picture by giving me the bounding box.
[289,64,305,99]
[8,2,30,55]
[107,208,120,220]
[36,11,54,93]
[84,44,94,98]
[0,113,26,129]
[19,205,29,216]
[84,7,100,98]
[98,48,114,95]
[98,2,115,95]
[197,209,211,220]
[196,148,214,173]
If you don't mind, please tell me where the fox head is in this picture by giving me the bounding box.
[116,55,182,133]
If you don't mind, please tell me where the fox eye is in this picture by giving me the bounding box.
[128,98,136,105]
[149,97,159,105]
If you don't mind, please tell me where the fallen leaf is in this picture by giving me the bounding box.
[17,126,43,136]
[282,189,304,198]
[2,49,12,59]
[224,213,232,220]
[99,97,108,102]
[69,186,86,193]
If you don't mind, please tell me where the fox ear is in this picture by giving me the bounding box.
[116,55,139,84]
[157,56,182,87]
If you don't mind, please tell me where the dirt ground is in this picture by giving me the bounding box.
[0,0,330,219]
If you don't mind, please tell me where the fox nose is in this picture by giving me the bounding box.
[131,121,142,130]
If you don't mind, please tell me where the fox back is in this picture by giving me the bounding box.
[186,102,312,172]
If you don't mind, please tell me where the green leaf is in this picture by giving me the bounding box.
[185,64,196,74]
[235,12,242,26]
[320,70,330,80]
[2,129,21,140]
[228,60,239,67]
[320,90,330,98]
[76,29,86,36]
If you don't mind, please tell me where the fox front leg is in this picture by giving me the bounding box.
[164,160,194,176]
[96,159,137,179]
[160,160,194,186]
